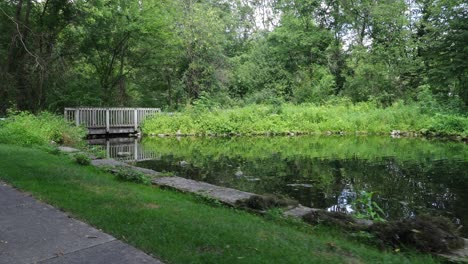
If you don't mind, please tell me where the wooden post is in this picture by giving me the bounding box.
[106,140,110,159]
[134,109,138,131]
[75,109,79,126]
[106,109,110,133]
[134,138,138,160]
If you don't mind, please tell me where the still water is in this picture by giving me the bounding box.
[90,136,468,234]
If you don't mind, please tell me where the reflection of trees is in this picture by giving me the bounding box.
[339,158,466,226]
[136,137,467,234]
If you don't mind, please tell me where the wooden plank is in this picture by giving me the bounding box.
[134,109,138,130]
[75,109,79,126]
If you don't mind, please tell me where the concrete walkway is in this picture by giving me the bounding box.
[0,183,163,264]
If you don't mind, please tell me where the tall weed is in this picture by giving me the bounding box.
[141,102,467,137]
[0,111,85,147]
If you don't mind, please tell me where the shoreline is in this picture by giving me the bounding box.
[143,130,467,142]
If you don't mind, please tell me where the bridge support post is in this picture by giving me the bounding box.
[106,109,110,133]
[106,140,110,159]
[134,109,138,131]
[134,138,138,160]
[75,109,79,126]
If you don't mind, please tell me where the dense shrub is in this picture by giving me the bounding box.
[425,114,468,136]
[0,111,85,147]
[142,102,468,137]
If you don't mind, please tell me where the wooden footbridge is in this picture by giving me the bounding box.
[64,107,160,135]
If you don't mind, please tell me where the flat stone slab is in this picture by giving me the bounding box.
[129,166,160,176]
[91,159,160,176]
[58,146,80,153]
[153,177,254,205]
[91,159,129,167]
[0,183,162,264]
[283,205,319,218]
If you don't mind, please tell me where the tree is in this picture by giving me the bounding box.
[417,0,468,106]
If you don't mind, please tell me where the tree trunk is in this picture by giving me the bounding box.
[6,0,23,73]
[15,0,33,111]
[117,45,127,106]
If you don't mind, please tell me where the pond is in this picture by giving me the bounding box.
[90,136,468,235]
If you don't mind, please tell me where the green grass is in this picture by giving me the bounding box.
[0,144,440,264]
[142,102,468,137]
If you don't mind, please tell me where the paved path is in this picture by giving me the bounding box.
[0,183,163,264]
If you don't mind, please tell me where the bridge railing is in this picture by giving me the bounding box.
[106,142,161,161]
[65,107,160,132]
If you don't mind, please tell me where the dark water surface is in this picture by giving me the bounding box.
[91,136,468,234]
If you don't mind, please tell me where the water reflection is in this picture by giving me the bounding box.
[327,184,356,213]
[90,136,468,235]
[88,137,160,161]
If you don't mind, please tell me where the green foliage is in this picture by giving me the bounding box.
[1,0,467,113]
[426,114,468,136]
[111,167,151,185]
[142,102,468,137]
[0,111,85,147]
[292,66,335,104]
[352,191,386,222]
[74,153,91,166]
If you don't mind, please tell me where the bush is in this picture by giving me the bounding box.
[0,111,85,147]
[141,101,468,137]
[74,153,91,166]
[425,114,468,136]
[112,167,151,185]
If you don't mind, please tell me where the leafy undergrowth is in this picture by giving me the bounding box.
[0,111,85,148]
[106,166,152,185]
[142,101,468,137]
[0,144,441,264]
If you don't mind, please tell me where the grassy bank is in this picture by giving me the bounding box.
[142,102,468,137]
[0,144,439,264]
